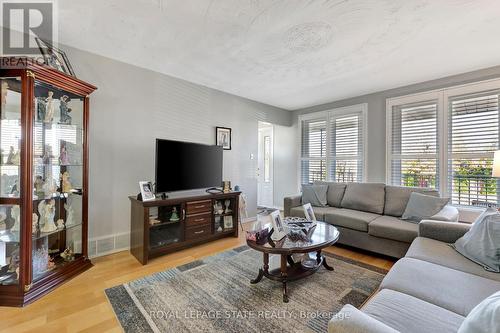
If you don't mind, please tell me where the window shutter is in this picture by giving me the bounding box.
[330,113,363,182]
[448,92,500,206]
[390,102,438,188]
[300,118,327,184]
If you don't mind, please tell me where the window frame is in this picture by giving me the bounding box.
[298,103,368,186]
[386,78,500,206]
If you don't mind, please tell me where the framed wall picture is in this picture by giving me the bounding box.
[35,38,76,77]
[216,127,232,150]
[270,210,287,241]
[139,181,155,201]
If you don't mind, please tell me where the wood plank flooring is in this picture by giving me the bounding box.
[0,223,395,333]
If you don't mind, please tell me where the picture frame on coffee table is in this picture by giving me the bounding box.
[303,203,317,221]
[270,210,287,241]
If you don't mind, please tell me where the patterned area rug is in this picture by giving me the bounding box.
[106,246,387,333]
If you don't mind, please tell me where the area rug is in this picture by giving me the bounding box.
[106,246,387,333]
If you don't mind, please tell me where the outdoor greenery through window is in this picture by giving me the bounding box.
[300,105,365,185]
[388,82,500,207]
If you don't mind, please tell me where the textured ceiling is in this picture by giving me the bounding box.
[58,0,500,110]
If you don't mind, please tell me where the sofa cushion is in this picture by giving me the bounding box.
[380,257,500,316]
[302,184,328,207]
[401,192,450,223]
[289,206,333,221]
[315,181,346,207]
[406,237,500,282]
[384,186,439,217]
[325,209,379,232]
[363,289,464,333]
[368,216,419,243]
[341,183,386,214]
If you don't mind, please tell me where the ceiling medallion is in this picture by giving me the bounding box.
[284,22,333,52]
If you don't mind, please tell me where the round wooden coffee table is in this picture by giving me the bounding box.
[246,221,339,303]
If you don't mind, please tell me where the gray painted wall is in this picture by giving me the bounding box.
[294,65,500,183]
[63,46,294,255]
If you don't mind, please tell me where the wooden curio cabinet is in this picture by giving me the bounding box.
[0,58,96,306]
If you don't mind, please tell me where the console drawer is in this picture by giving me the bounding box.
[186,213,212,227]
[186,200,212,215]
[186,224,212,240]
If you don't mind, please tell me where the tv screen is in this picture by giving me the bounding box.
[155,139,223,192]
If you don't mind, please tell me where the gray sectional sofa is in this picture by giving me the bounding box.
[329,220,500,333]
[284,182,449,258]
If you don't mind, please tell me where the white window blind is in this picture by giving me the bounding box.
[330,114,364,182]
[300,118,327,184]
[300,105,366,185]
[448,91,500,206]
[390,102,438,188]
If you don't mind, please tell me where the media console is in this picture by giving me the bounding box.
[129,191,240,265]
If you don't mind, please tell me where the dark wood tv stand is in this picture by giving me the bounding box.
[129,191,240,265]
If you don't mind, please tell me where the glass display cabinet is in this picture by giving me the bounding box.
[0,59,96,306]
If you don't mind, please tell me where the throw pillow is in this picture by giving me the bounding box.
[301,184,328,207]
[429,205,459,222]
[453,207,500,272]
[401,192,450,223]
[458,291,500,333]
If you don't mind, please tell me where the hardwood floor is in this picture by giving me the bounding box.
[0,223,395,333]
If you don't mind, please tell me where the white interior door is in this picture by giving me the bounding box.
[258,124,274,207]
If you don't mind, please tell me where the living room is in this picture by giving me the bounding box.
[0,1,499,332]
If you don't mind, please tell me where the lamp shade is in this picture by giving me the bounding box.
[493,151,500,178]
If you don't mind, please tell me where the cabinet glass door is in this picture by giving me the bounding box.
[32,81,84,281]
[0,77,22,286]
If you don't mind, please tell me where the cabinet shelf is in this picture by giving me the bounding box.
[32,222,83,241]
[149,219,182,228]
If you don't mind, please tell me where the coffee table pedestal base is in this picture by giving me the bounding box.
[251,251,334,303]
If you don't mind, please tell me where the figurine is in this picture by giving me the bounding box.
[60,248,75,262]
[1,81,8,119]
[215,201,224,214]
[0,212,6,232]
[42,177,57,198]
[39,199,57,233]
[56,219,65,230]
[44,91,55,123]
[170,207,180,221]
[10,179,19,196]
[225,199,232,213]
[42,145,53,164]
[6,146,15,164]
[34,175,45,197]
[64,200,75,227]
[59,145,70,165]
[7,248,20,273]
[61,171,72,193]
[59,95,72,124]
[36,97,46,121]
[32,213,39,234]
[10,206,20,232]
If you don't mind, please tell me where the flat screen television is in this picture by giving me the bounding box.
[155,139,223,193]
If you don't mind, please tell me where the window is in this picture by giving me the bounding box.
[448,92,500,206]
[300,104,366,185]
[300,118,327,184]
[389,101,439,188]
[387,79,500,207]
